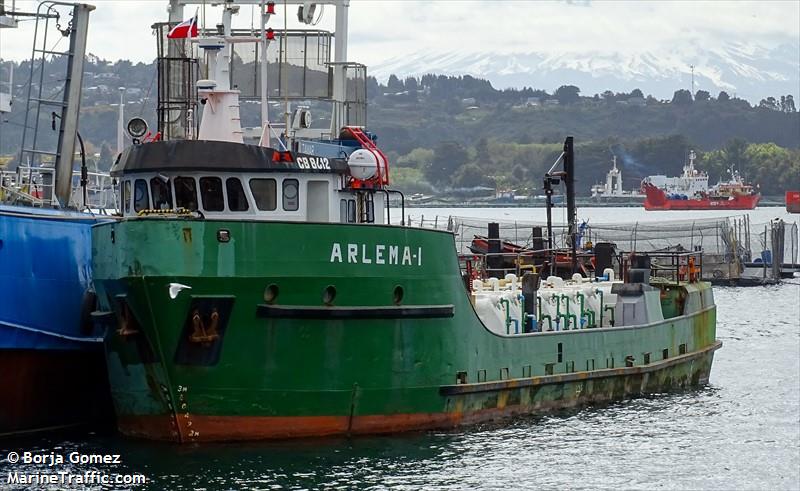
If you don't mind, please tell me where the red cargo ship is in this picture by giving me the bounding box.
[641,150,760,211]
[642,183,760,210]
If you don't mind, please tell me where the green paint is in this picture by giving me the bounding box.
[559,294,577,330]
[576,292,595,328]
[92,219,719,440]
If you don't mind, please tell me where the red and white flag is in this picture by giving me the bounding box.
[167,15,198,39]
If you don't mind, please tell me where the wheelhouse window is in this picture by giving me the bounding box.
[123,180,131,214]
[283,178,299,211]
[249,178,277,211]
[150,177,173,210]
[226,177,249,212]
[174,177,198,211]
[340,198,356,223]
[133,179,149,212]
[199,177,224,212]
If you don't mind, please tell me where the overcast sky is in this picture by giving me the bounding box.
[1,1,798,72]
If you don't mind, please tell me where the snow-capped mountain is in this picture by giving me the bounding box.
[370,42,799,103]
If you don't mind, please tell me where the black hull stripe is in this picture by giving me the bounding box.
[256,304,455,320]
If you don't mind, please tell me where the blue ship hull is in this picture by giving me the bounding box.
[0,205,113,435]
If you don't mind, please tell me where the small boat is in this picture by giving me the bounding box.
[590,156,645,204]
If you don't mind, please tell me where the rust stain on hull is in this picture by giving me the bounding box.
[117,344,720,443]
[441,340,722,396]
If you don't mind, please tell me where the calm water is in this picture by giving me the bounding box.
[1,208,798,490]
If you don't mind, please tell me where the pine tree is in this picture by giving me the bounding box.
[386,74,404,93]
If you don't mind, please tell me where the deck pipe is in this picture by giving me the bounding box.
[500,297,511,334]
[576,291,586,328]
[537,296,552,332]
[576,292,596,328]
[518,293,527,333]
[604,305,615,326]
[522,272,540,333]
[559,294,577,330]
[551,294,561,330]
[596,289,604,326]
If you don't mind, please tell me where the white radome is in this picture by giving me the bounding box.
[197,79,217,91]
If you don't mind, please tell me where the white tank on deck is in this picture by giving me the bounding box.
[470,273,626,334]
[348,149,382,180]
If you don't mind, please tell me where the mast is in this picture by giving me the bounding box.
[165,0,186,140]
[258,0,271,146]
[116,87,125,154]
[563,136,577,274]
[168,1,184,27]
[166,0,350,140]
[330,0,349,134]
[0,0,18,27]
[543,138,576,276]
[53,3,94,207]
[0,1,16,114]
[196,2,244,143]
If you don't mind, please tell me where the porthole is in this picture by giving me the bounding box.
[282,178,299,211]
[322,285,336,305]
[393,285,404,305]
[263,284,279,303]
[284,181,298,199]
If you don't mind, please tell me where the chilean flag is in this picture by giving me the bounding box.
[167,15,198,39]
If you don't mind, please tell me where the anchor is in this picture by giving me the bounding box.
[189,308,220,344]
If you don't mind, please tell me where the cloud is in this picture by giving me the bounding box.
[347,0,799,65]
[1,0,796,71]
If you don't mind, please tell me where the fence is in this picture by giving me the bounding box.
[407,214,799,282]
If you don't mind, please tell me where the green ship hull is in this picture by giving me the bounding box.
[92,219,719,442]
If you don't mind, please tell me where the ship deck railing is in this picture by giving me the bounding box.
[0,181,45,206]
[1,167,117,209]
[458,248,599,280]
[459,249,706,286]
[617,250,705,285]
[409,213,798,285]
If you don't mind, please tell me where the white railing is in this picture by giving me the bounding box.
[1,166,117,210]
